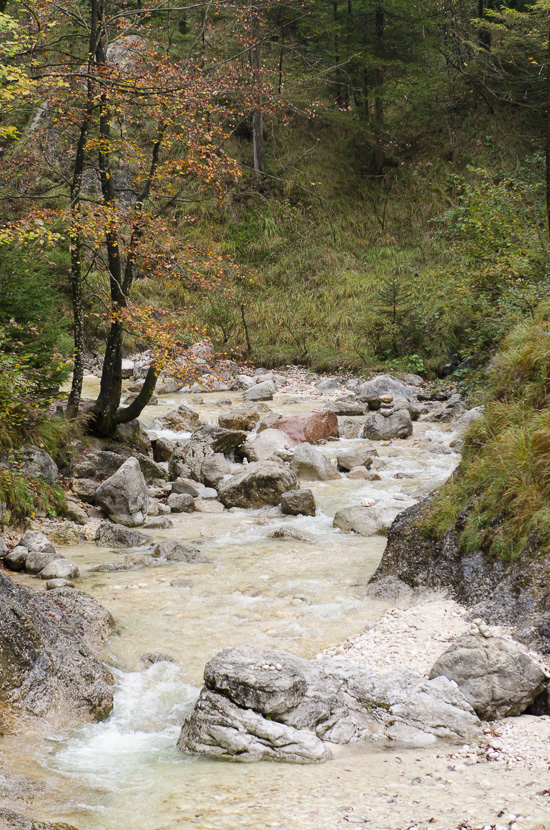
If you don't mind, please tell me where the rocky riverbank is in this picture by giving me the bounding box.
[368,500,550,656]
[2,366,550,830]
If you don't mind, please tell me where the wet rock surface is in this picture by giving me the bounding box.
[0,573,114,730]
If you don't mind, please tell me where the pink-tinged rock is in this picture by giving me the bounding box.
[273,410,338,444]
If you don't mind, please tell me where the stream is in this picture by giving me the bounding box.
[3,380,550,830]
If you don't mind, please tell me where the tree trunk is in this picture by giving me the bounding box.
[92,122,165,435]
[250,1,264,183]
[67,0,102,417]
[373,5,384,175]
[546,24,550,241]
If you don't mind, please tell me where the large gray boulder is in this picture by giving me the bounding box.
[4,546,29,571]
[429,632,547,719]
[168,426,247,481]
[290,443,340,482]
[336,447,373,472]
[25,550,62,575]
[362,409,413,440]
[177,645,480,764]
[230,374,257,391]
[218,403,271,431]
[280,489,316,517]
[19,530,55,554]
[94,457,149,526]
[38,558,80,580]
[0,573,114,730]
[201,453,232,487]
[153,540,208,563]
[167,492,195,513]
[357,374,417,404]
[241,428,294,463]
[218,461,298,509]
[333,500,416,536]
[20,447,58,485]
[178,688,330,763]
[153,403,200,433]
[95,520,152,548]
[242,380,275,402]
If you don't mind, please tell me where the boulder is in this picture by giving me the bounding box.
[114,419,151,454]
[336,448,373,472]
[324,401,366,416]
[241,428,294,463]
[280,489,316,517]
[256,412,283,433]
[19,530,55,555]
[95,520,152,548]
[156,376,181,394]
[172,479,202,497]
[38,558,80,580]
[178,688,330,763]
[167,493,195,513]
[314,377,344,393]
[429,633,547,719]
[0,539,7,559]
[242,380,275,401]
[0,573,114,729]
[177,645,480,764]
[45,579,74,590]
[153,541,208,563]
[273,410,338,444]
[144,516,173,529]
[121,358,134,378]
[20,447,58,485]
[4,546,29,571]
[71,478,99,503]
[333,501,416,536]
[289,444,340,482]
[356,374,417,403]
[391,396,421,421]
[154,403,200,433]
[230,374,257,391]
[218,403,271,431]
[338,420,363,439]
[201,453,232,487]
[73,450,126,480]
[267,527,316,543]
[195,498,225,513]
[153,436,175,463]
[168,426,247,481]
[94,457,149,526]
[218,461,298,509]
[362,410,413,440]
[64,499,89,525]
[136,455,168,483]
[25,550,62,575]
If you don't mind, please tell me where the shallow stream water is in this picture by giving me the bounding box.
[3,382,550,830]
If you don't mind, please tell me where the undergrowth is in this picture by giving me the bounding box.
[0,469,67,524]
[422,306,550,560]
